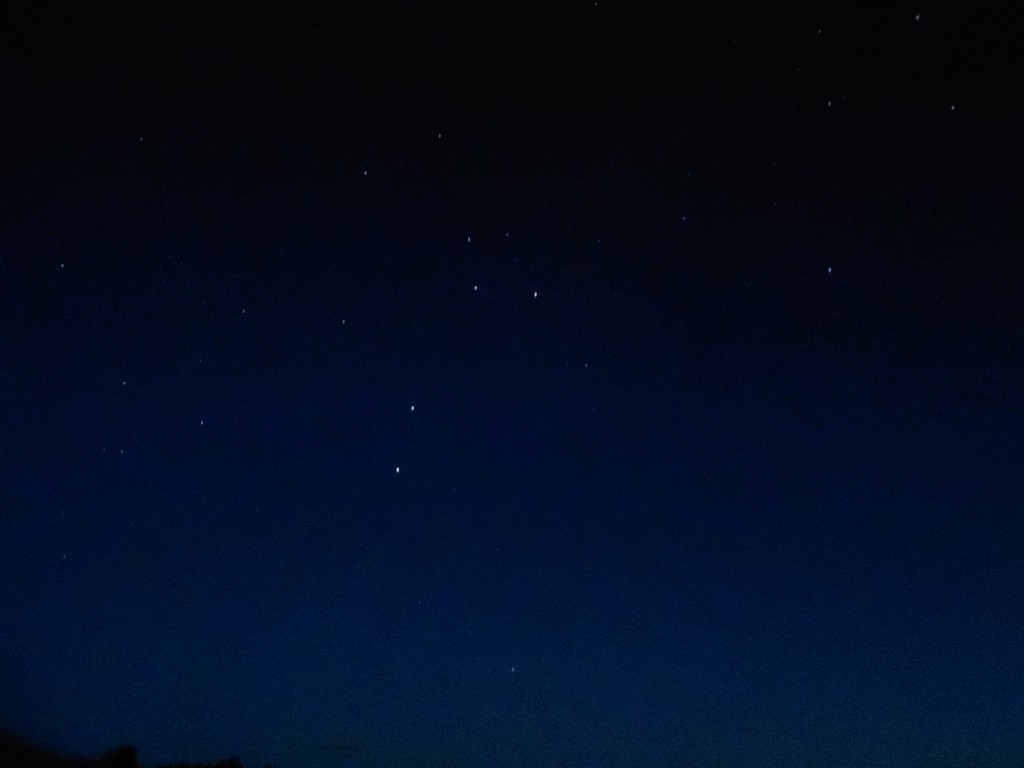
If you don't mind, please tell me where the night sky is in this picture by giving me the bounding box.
[2,3,1022,768]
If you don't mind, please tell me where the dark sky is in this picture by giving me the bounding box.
[2,3,1022,768]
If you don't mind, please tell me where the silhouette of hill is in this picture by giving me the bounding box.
[0,727,94,768]
[0,728,247,768]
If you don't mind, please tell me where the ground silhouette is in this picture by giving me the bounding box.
[0,728,253,768]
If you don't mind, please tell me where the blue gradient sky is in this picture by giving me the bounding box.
[2,4,1022,767]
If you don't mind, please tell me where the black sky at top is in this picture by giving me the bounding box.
[4,3,1021,360]
[4,4,1021,330]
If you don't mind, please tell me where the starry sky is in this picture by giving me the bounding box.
[1,3,1022,768]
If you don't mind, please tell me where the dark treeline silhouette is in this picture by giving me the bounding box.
[1,728,262,768]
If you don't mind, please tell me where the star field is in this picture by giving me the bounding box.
[1,4,1022,768]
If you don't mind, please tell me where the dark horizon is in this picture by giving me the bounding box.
[1,725,240,768]
[2,4,1022,768]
